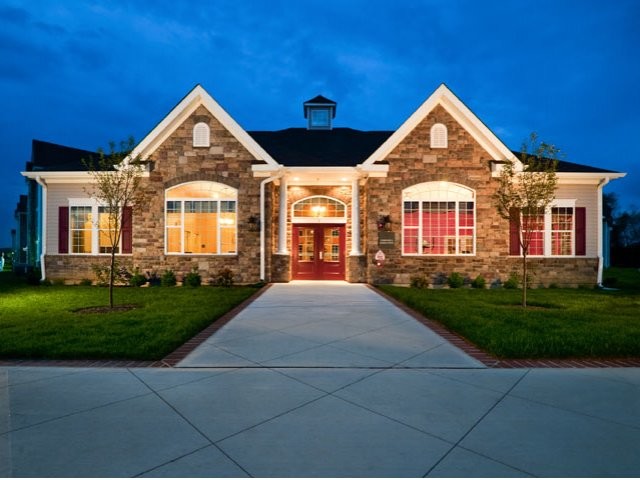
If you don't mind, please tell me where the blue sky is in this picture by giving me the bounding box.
[1,0,638,247]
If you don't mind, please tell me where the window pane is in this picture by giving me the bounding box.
[70,206,92,254]
[292,196,346,219]
[184,201,217,254]
[551,207,573,255]
[98,207,119,254]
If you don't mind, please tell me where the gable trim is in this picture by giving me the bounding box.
[360,84,517,168]
[128,85,281,169]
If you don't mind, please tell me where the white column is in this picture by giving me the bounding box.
[350,178,361,255]
[277,176,288,254]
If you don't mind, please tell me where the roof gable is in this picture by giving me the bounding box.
[361,84,517,167]
[129,85,280,168]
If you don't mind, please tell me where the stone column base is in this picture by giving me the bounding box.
[270,254,291,282]
[347,255,367,283]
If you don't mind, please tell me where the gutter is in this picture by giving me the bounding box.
[260,171,284,281]
[34,176,47,281]
[596,176,611,286]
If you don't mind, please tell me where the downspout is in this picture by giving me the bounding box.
[260,171,284,281]
[35,176,47,281]
[596,176,610,286]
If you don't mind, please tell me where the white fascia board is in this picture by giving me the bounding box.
[21,170,149,183]
[556,172,626,184]
[357,163,389,177]
[252,164,283,177]
[362,84,518,167]
[128,85,281,168]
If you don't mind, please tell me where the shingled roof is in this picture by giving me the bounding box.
[27,140,98,172]
[248,128,393,166]
[511,150,619,174]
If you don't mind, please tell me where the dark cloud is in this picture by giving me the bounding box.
[1,0,638,246]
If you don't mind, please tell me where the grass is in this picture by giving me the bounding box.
[379,268,640,359]
[0,272,259,360]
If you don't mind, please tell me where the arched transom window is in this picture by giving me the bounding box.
[165,181,237,254]
[402,182,475,255]
[292,196,347,223]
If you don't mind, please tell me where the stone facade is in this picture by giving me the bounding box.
[40,86,609,287]
[363,105,598,287]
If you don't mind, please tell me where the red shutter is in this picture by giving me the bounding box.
[575,207,586,256]
[122,206,133,254]
[509,208,521,255]
[58,206,69,254]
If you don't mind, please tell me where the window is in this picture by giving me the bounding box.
[165,181,237,254]
[63,203,131,255]
[292,196,346,223]
[70,206,93,254]
[402,182,475,255]
[310,109,331,129]
[430,123,448,148]
[193,122,210,147]
[519,202,576,256]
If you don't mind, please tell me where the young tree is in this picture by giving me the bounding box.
[85,137,146,308]
[494,133,559,307]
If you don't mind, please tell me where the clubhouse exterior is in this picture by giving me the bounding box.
[20,84,625,286]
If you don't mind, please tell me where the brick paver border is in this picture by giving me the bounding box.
[370,285,640,368]
[1,283,639,369]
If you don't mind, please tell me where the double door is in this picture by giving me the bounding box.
[292,224,345,280]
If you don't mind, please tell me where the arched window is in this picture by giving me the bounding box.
[430,123,448,148]
[292,196,347,223]
[165,181,237,254]
[193,122,210,147]
[402,182,475,255]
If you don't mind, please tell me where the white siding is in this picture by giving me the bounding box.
[46,184,93,254]
[555,184,599,257]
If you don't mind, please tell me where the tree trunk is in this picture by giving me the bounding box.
[522,251,528,308]
[109,250,115,309]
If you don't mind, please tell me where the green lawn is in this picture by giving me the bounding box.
[379,268,640,359]
[0,273,259,360]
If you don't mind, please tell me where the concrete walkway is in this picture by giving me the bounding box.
[178,281,484,369]
[2,282,640,477]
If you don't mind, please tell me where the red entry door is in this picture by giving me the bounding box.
[292,224,345,280]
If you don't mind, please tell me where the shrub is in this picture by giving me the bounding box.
[410,274,429,289]
[26,269,41,286]
[504,273,519,289]
[447,272,465,289]
[471,275,486,289]
[129,268,147,287]
[602,276,617,288]
[161,269,177,287]
[146,271,161,287]
[184,268,201,288]
[92,262,131,287]
[214,268,234,287]
[78,278,93,286]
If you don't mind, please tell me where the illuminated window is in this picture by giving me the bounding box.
[402,182,475,255]
[521,204,575,256]
[70,206,93,254]
[165,181,237,254]
[292,196,346,223]
[68,204,124,254]
[430,123,448,148]
[193,122,210,147]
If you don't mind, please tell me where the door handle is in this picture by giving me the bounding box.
[319,251,323,260]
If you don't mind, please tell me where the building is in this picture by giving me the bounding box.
[20,84,625,286]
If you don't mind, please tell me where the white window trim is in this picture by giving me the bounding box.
[164,183,238,256]
[525,199,577,257]
[401,182,476,256]
[67,198,126,256]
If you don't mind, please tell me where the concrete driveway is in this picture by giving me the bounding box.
[2,281,640,477]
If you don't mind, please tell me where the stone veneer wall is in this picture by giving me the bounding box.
[46,105,269,284]
[364,104,600,287]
